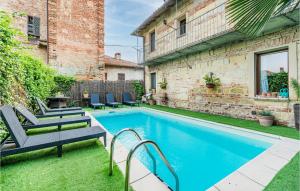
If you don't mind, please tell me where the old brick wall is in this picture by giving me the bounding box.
[48,0,105,80]
[0,0,48,63]
[146,26,300,126]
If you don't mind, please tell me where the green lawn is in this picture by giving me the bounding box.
[142,104,300,140]
[1,124,131,191]
[264,152,300,191]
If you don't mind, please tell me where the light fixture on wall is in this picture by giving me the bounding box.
[163,19,176,30]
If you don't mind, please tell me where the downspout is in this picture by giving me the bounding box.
[46,0,49,64]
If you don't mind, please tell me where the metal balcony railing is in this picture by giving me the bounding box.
[143,2,233,62]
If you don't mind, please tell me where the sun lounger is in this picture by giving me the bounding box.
[0,105,106,157]
[90,93,105,109]
[36,97,81,112]
[15,104,91,130]
[122,92,139,106]
[35,98,85,117]
[106,93,121,108]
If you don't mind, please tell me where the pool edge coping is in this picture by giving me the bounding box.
[87,111,171,191]
[88,107,300,191]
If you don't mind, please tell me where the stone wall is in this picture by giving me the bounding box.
[48,0,105,80]
[146,26,300,126]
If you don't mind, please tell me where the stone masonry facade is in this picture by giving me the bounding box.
[1,0,105,80]
[136,0,300,127]
[145,26,300,126]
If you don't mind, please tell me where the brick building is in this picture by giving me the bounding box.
[133,0,300,126]
[1,0,105,80]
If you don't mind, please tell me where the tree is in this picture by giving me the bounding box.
[226,0,300,36]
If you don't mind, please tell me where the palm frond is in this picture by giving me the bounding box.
[226,0,296,36]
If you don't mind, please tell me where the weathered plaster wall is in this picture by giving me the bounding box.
[105,66,144,81]
[146,26,300,126]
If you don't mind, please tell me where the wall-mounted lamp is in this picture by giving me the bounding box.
[163,19,176,30]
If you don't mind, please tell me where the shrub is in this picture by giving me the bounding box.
[52,75,76,96]
[258,111,273,116]
[268,72,288,92]
[291,79,300,101]
[133,81,144,100]
[21,54,56,104]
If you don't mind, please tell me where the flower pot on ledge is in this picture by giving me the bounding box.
[206,83,215,89]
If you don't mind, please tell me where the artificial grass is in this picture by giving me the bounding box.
[264,152,300,191]
[1,140,131,191]
[1,119,132,191]
[142,104,300,140]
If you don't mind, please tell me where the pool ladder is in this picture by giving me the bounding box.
[109,128,180,191]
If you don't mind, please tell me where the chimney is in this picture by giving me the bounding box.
[115,52,121,59]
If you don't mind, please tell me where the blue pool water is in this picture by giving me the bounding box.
[94,110,271,191]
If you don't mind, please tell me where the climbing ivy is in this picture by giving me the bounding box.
[0,11,76,140]
[0,11,60,106]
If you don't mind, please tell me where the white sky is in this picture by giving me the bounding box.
[105,0,164,63]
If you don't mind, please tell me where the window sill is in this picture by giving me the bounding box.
[253,96,289,102]
[177,33,186,38]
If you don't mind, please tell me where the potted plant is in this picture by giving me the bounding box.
[258,111,274,127]
[159,78,168,98]
[291,79,300,130]
[262,92,267,97]
[271,92,278,98]
[83,89,89,98]
[148,94,156,105]
[203,72,221,89]
[159,78,167,90]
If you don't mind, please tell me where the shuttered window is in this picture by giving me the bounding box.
[150,73,156,90]
[179,18,186,36]
[150,31,156,52]
[28,16,40,38]
[118,73,125,81]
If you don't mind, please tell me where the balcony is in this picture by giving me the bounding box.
[143,2,299,65]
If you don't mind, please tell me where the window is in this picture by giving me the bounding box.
[256,50,288,97]
[178,18,186,36]
[150,31,156,52]
[27,16,40,40]
[118,73,125,81]
[150,73,156,90]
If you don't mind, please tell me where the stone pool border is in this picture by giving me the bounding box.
[87,107,300,191]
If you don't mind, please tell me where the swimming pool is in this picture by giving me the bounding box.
[94,109,272,191]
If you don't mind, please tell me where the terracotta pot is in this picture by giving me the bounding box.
[272,92,278,98]
[267,92,272,97]
[262,92,267,97]
[206,83,215,89]
[148,99,156,105]
[258,115,274,127]
[294,104,300,131]
[83,93,89,98]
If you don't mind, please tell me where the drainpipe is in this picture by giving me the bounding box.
[46,0,49,64]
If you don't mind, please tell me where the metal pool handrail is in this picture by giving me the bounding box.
[125,140,179,191]
[109,128,157,176]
